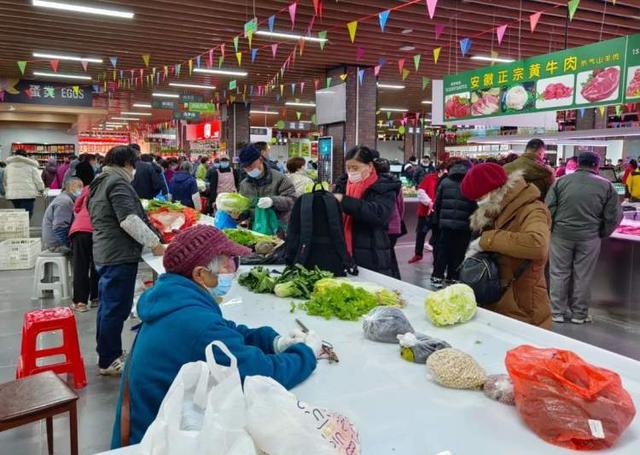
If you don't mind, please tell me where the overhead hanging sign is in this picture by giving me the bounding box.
[443,34,637,121]
[180,93,204,103]
[173,111,201,121]
[152,99,177,110]
[186,102,215,113]
[0,79,93,107]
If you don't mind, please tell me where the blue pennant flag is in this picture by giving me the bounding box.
[196,56,201,68]
[460,38,472,56]
[378,57,387,66]
[358,68,365,85]
[268,15,275,32]
[378,10,390,32]
[109,56,118,68]
[251,48,258,63]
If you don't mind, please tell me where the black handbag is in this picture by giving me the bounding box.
[459,252,531,306]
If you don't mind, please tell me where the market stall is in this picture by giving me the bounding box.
[101,255,640,455]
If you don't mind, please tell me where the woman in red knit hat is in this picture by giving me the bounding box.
[461,163,552,329]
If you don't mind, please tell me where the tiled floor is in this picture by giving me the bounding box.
[0,239,638,454]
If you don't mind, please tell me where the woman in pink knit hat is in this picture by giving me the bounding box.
[112,224,320,448]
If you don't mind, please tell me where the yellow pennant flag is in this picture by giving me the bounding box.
[142,54,150,67]
[280,84,284,96]
[112,70,116,81]
[347,20,358,43]
[339,73,348,81]
[599,106,606,117]
[188,59,193,75]
[248,31,253,48]
[433,47,441,64]
[402,69,410,80]
[236,52,242,66]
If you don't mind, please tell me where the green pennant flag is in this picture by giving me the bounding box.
[326,77,332,87]
[615,105,622,116]
[17,61,27,75]
[218,55,224,68]
[233,36,239,52]
[387,111,392,120]
[413,54,421,71]
[402,69,410,80]
[568,0,580,21]
[229,80,237,90]
[422,77,431,90]
[398,125,406,135]
[311,114,317,125]
[318,31,328,50]
[296,111,302,120]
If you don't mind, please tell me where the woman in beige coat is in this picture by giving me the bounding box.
[461,163,552,329]
[4,149,45,218]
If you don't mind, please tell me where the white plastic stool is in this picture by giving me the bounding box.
[32,252,71,301]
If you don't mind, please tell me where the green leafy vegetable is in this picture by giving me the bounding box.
[222,228,277,247]
[216,192,252,215]
[274,280,311,298]
[146,199,188,211]
[297,283,379,321]
[314,278,405,307]
[425,283,477,326]
[238,266,276,293]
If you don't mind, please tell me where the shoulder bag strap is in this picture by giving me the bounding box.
[297,194,314,264]
[321,191,358,275]
[120,324,142,447]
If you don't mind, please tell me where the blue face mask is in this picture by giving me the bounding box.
[247,168,262,179]
[209,273,235,298]
[220,161,230,169]
[72,190,82,198]
[213,163,220,169]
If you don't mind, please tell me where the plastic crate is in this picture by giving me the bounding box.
[0,209,30,241]
[0,238,41,270]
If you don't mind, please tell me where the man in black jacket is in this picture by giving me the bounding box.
[431,159,477,288]
[131,149,166,199]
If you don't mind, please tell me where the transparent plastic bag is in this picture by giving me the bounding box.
[362,307,414,343]
[398,332,450,364]
[426,348,487,389]
[482,374,515,406]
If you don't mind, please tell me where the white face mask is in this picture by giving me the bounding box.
[477,194,492,206]
[348,171,363,183]
[131,169,136,181]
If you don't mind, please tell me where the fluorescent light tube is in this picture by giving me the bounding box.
[250,111,278,115]
[193,68,248,77]
[377,83,405,89]
[470,55,516,63]
[33,52,102,63]
[169,82,216,90]
[121,112,152,116]
[255,30,327,43]
[285,101,316,107]
[133,103,152,108]
[421,100,432,104]
[111,117,139,121]
[32,0,134,19]
[33,71,91,80]
[380,107,408,112]
[152,93,180,98]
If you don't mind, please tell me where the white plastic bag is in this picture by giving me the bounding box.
[139,341,257,455]
[244,376,360,455]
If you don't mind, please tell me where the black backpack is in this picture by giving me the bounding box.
[285,184,358,277]
[459,252,530,306]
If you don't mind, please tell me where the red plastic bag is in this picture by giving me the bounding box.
[148,207,199,243]
[505,345,636,450]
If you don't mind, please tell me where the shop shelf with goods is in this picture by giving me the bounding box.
[11,143,76,168]
[78,132,130,155]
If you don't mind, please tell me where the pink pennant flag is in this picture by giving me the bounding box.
[288,2,297,30]
[434,23,445,40]
[530,11,542,32]
[496,24,508,45]
[80,59,89,72]
[426,0,438,19]
[208,49,214,68]
[314,79,320,90]
[50,59,59,72]
[374,65,381,77]
[300,82,305,93]
[398,58,405,74]
[221,43,225,57]
[313,0,320,16]
[271,43,278,58]
[356,47,365,61]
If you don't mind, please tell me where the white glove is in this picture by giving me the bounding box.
[465,238,483,259]
[301,330,323,357]
[257,197,273,209]
[273,328,306,353]
[417,189,432,207]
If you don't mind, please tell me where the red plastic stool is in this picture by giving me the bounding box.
[16,308,87,389]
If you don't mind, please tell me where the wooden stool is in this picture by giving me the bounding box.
[0,371,79,455]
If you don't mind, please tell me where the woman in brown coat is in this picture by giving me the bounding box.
[461,163,552,329]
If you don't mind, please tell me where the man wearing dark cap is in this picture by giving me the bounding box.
[504,138,555,199]
[545,152,622,324]
[237,143,296,229]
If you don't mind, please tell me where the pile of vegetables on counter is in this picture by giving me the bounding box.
[237,265,405,320]
[143,199,200,243]
[223,228,280,256]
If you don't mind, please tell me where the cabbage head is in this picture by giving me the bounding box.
[425,283,477,326]
[216,192,251,215]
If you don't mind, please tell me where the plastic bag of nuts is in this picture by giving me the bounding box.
[426,348,487,389]
[482,374,515,405]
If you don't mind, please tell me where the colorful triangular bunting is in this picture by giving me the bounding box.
[568,0,580,21]
[460,38,472,56]
[142,54,150,67]
[251,48,258,63]
[347,20,358,43]
[402,69,410,80]
[530,11,542,32]
[17,61,27,75]
[398,58,405,74]
[289,2,297,29]
[426,0,438,19]
[434,23,445,40]
[378,10,390,32]
[268,15,275,32]
[413,54,421,71]
[496,24,508,45]
[433,47,441,63]
[109,56,118,68]
[318,31,327,50]
[422,77,430,90]
[358,68,365,85]
[50,59,59,72]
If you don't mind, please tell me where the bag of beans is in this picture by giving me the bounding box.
[426,348,487,389]
[506,345,636,450]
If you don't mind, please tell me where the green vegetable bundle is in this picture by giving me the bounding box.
[273,265,333,299]
[146,199,187,212]
[238,266,276,293]
[216,192,252,215]
[297,283,379,321]
[222,228,277,247]
[314,278,405,307]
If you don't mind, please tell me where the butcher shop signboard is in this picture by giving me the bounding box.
[443,34,637,121]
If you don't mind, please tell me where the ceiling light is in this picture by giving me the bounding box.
[285,101,316,107]
[111,117,139,121]
[33,71,91,80]
[121,112,152,116]
[133,103,152,108]
[32,0,134,18]
[399,45,416,52]
[377,83,405,90]
[193,68,248,77]
[470,55,516,63]
[250,111,279,115]
[169,82,216,90]
[401,28,413,34]
[380,107,408,112]
[33,52,102,63]
[255,30,327,43]
[421,100,432,104]
[152,92,180,98]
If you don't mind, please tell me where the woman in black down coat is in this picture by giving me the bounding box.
[334,146,400,277]
[431,159,477,287]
